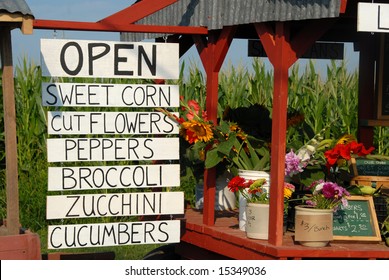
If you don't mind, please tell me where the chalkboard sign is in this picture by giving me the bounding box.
[351,157,389,176]
[333,196,381,241]
[378,33,389,119]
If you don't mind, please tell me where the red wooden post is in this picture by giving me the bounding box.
[255,20,336,245]
[194,27,236,225]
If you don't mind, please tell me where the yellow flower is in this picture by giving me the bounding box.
[181,120,213,144]
[336,134,356,145]
[284,188,293,199]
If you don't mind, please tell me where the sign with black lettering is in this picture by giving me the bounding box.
[48,164,180,191]
[46,192,184,219]
[248,40,344,60]
[42,83,179,107]
[47,137,179,162]
[42,38,182,249]
[333,196,381,241]
[47,111,179,135]
[48,220,181,249]
[41,39,179,79]
[358,3,389,33]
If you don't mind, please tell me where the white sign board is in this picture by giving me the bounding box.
[48,220,181,249]
[46,191,184,219]
[41,39,179,79]
[47,111,179,135]
[47,137,179,162]
[42,83,179,107]
[358,3,389,33]
[48,164,180,191]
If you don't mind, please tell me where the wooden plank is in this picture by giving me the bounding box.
[40,39,179,79]
[47,137,179,162]
[48,164,180,191]
[48,220,181,249]
[47,111,179,135]
[0,27,19,236]
[42,82,179,107]
[0,233,41,260]
[46,191,184,219]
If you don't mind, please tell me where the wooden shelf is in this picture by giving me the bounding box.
[179,208,389,260]
[360,119,389,127]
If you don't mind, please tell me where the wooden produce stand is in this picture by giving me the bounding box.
[18,0,389,259]
[0,1,41,259]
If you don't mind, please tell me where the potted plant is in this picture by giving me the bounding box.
[227,176,296,239]
[227,176,269,239]
[292,134,375,247]
[294,180,350,247]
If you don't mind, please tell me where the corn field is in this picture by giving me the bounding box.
[1,57,388,258]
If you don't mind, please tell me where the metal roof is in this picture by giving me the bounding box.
[122,0,341,41]
[0,0,33,16]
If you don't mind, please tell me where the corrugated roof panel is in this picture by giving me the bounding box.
[121,0,341,42]
[0,0,33,16]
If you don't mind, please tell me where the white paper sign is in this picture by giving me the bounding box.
[48,220,181,249]
[48,164,180,191]
[46,191,184,219]
[41,39,179,79]
[42,83,179,107]
[47,137,180,162]
[358,3,389,33]
[47,111,179,135]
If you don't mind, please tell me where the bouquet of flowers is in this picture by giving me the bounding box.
[227,176,269,204]
[158,99,271,174]
[304,180,350,210]
[324,134,375,171]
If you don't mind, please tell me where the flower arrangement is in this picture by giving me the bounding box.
[227,175,296,207]
[158,99,271,174]
[304,180,350,210]
[324,134,375,171]
[227,176,269,204]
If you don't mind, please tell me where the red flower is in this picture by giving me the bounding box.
[324,141,374,169]
[227,176,253,193]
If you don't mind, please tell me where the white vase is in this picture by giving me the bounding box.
[195,171,237,210]
[294,205,334,247]
[238,170,270,231]
[245,203,270,240]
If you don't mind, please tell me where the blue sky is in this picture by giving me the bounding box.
[12,0,359,77]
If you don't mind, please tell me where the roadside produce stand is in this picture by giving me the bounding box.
[1,0,388,259]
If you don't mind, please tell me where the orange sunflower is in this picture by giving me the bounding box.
[181,120,214,144]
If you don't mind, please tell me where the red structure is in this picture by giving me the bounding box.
[32,0,389,259]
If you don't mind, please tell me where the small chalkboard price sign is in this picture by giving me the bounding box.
[351,157,389,176]
[333,196,381,241]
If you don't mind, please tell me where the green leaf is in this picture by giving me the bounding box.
[204,149,223,169]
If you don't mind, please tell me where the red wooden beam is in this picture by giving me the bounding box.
[33,19,207,34]
[340,0,348,14]
[255,19,337,246]
[99,0,178,24]
[193,27,236,226]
